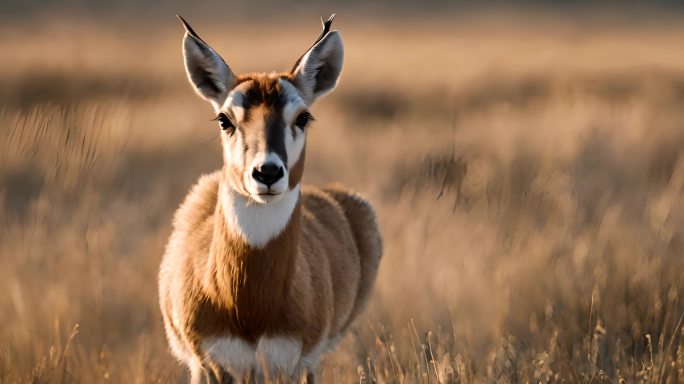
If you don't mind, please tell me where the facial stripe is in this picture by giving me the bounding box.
[288,149,305,189]
[265,113,288,165]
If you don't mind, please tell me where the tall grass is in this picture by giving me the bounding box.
[1,13,683,383]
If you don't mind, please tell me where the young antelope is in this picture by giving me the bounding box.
[158,15,382,383]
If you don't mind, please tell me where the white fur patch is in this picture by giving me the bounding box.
[279,79,307,123]
[163,320,195,366]
[202,337,256,379]
[223,128,244,176]
[189,361,203,384]
[299,328,330,370]
[202,336,303,380]
[285,124,305,170]
[220,91,246,121]
[280,79,307,168]
[221,184,300,248]
[256,337,303,376]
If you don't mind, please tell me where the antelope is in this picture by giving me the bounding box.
[158,15,382,383]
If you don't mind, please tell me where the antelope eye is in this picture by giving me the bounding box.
[295,111,314,129]
[216,113,234,131]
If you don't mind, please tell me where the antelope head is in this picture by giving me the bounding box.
[179,15,343,204]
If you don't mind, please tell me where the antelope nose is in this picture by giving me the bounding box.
[252,162,284,187]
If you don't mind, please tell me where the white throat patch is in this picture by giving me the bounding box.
[221,183,300,248]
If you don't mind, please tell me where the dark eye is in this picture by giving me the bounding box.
[295,111,314,129]
[216,113,235,131]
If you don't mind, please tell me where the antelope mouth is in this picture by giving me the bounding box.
[249,191,286,204]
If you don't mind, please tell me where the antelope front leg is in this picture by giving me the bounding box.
[203,362,235,384]
[189,361,203,384]
[305,371,315,384]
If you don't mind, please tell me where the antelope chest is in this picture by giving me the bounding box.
[202,335,303,377]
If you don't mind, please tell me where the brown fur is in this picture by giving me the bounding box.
[163,22,375,380]
[159,170,382,378]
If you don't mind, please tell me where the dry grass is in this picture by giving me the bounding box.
[1,11,684,383]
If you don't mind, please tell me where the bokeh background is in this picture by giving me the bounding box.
[1,1,684,383]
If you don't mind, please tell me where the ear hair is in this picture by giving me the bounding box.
[178,15,235,108]
[290,14,344,105]
[291,14,335,72]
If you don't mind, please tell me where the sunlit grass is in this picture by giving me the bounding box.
[1,14,684,383]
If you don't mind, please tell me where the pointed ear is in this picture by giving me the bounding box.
[290,15,344,105]
[178,15,235,108]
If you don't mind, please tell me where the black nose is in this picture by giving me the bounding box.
[252,162,284,187]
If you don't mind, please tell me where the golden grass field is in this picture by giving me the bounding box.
[1,9,684,383]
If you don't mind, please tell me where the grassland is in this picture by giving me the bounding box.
[1,11,684,383]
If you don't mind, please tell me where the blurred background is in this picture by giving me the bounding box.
[1,1,684,383]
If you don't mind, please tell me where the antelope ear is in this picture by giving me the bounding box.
[178,15,235,108]
[290,15,344,106]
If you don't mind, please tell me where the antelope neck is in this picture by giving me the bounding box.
[204,175,302,339]
[218,177,301,249]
